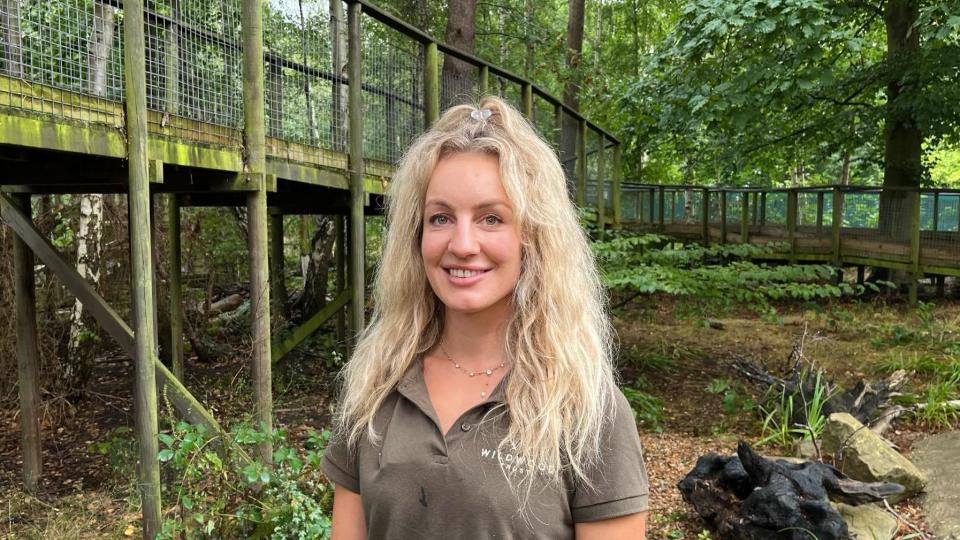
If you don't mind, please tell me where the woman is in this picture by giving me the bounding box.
[321,96,648,539]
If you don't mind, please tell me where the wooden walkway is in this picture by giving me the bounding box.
[0,0,619,536]
[616,184,960,282]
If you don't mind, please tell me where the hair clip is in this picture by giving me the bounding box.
[470,108,492,121]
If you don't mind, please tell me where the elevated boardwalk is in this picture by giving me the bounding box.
[617,184,960,279]
[0,0,620,535]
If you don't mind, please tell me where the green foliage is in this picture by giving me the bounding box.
[622,379,667,433]
[595,230,883,315]
[88,426,138,483]
[155,421,334,540]
[757,369,836,448]
[706,378,755,416]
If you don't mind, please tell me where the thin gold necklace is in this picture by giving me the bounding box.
[439,342,507,398]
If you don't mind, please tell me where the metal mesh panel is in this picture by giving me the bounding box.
[920,190,960,267]
[584,129,599,208]
[439,51,476,108]
[361,17,422,164]
[621,189,639,222]
[144,0,243,145]
[532,94,554,142]
[707,191,721,225]
[725,192,742,225]
[261,0,341,164]
[797,192,822,227]
[763,192,788,225]
[488,74,521,110]
[0,0,124,126]
[557,108,577,196]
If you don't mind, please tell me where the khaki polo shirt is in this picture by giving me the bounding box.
[321,358,649,539]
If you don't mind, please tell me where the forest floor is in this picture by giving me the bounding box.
[0,296,957,539]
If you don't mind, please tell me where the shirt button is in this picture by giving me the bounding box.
[461,422,473,432]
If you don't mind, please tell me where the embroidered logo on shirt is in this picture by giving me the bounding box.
[479,447,557,476]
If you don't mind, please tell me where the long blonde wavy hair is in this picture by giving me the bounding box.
[334,95,617,496]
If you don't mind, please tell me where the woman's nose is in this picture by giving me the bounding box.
[448,221,479,257]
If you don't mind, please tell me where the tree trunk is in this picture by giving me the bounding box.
[561,0,585,187]
[524,0,534,78]
[879,0,921,239]
[292,216,336,320]
[441,0,476,109]
[839,151,851,185]
[331,0,348,152]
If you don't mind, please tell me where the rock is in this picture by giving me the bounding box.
[822,413,926,503]
[795,438,820,459]
[910,431,960,539]
[832,502,899,540]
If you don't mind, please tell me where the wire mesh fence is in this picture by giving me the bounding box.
[439,51,476,109]
[532,94,555,144]
[361,16,423,165]
[920,189,960,268]
[0,0,125,126]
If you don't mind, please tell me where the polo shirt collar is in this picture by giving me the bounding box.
[396,356,508,411]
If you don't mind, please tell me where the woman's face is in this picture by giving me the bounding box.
[421,152,522,320]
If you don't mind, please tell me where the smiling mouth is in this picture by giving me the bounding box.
[446,268,489,278]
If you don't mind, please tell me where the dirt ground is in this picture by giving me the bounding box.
[1,298,955,539]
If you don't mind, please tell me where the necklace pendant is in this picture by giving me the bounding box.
[480,391,486,397]
[485,369,492,375]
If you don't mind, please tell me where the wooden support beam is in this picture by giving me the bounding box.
[816,191,825,234]
[166,193,184,380]
[701,188,710,245]
[932,192,940,231]
[335,215,346,343]
[658,186,665,230]
[123,0,162,533]
[271,289,352,362]
[787,189,797,263]
[832,187,843,266]
[720,191,728,244]
[576,120,587,207]
[348,1,366,335]
[649,188,655,224]
[242,0,273,466]
[424,41,439,127]
[760,192,767,225]
[553,104,562,150]
[269,213,287,313]
[611,146,621,229]
[740,191,749,243]
[10,194,41,493]
[595,138,606,235]
[479,64,489,95]
[521,82,533,118]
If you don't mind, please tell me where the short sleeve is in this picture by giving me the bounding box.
[321,429,361,494]
[570,389,650,522]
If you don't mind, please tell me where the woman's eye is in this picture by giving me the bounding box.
[429,214,449,225]
[483,215,502,225]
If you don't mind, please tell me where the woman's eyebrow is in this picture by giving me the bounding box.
[423,199,510,211]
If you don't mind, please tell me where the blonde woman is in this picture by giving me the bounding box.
[321,96,649,539]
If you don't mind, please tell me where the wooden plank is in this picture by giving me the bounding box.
[123,0,162,532]
[831,188,843,265]
[11,194,41,493]
[271,289,352,362]
[612,145,622,229]
[720,191,727,244]
[521,83,533,118]
[787,190,797,263]
[740,191,749,244]
[479,65,489,95]
[701,188,710,245]
[348,2,367,336]
[595,136,605,235]
[167,194,184,380]
[909,190,922,303]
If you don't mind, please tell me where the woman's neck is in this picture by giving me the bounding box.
[440,306,511,369]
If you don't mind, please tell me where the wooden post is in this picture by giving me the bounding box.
[740,191,749,243]
[909,189,922,304]
[553,103,562,150]
[856,265,865,285]
[348,2,366,334]
[816,191,825,234]
[658,186,665,230]
[123,0,162,534]
[242,0,273,464]
[635,190,642,225]
[671,190,677,224]
[335,214,346,343]
[760,192,767,225]
[521,82,533,119]
[720,190,728,244]
[12,194,41,493]
[751,191,758,225]
[167,194,184,380]
[595,137,606,236]
[612,144,622,229]
[649,188,655,224]
[576,119,587,207]
[787,189,797,263]
[935,275,946,298]
[831,187,843,266]
[701,188,710,245]
[479,64,489,95]
[932,191,940,231]
[269,213,287,313]
[424,41,439,127]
